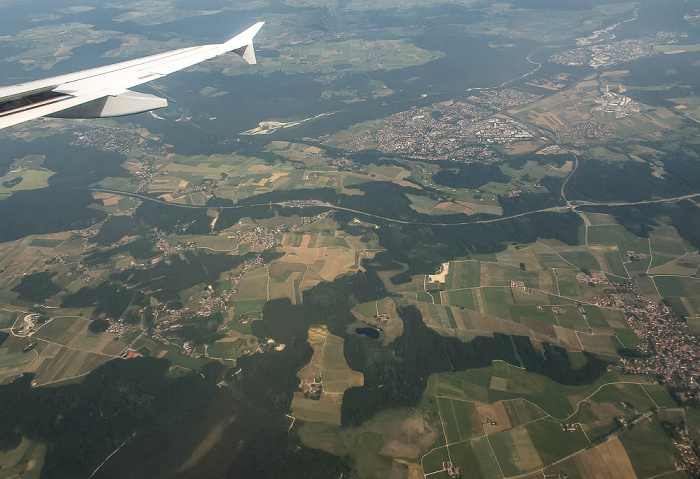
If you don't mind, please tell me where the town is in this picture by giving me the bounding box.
[466,88,542,110]
[592,86,643,119]
[331,97,541,162]
[550,32,687,69]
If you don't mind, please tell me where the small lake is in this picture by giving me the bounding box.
[355,327,380,339]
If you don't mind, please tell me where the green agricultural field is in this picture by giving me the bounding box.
[32,317,80,343]
[481,288,510,305]
[293,278,302,305]
[643,384,677,409]
[664,297,691,317]
[301,407,440,478]
[0,336,35,370]
[454,261,481,289]
[28,239,63,248]
[451,400,483,440]
[352,300,378,319]
[480,263,540,289]
[503,403,549,432]
[446,439,505,479]
[559,250,601,272]
[444,289,476,310]
[650,225,688,258]
[601,250,629,278]
[227,318,253,335]
[482,288,514,319]
[582,305,608,328]
[614,327,640,349]
[132,336,159,355]
[97,176,138,192]
[206,338,250,359]
[0,310,20,329]
[587,225,646,250]
[547,293,575,306]
[525,419,590,465]
[581,212,616,226]
[578,333,619,355]
[510,305,556,324]
[334,236,351,248]
[33,317,126,356]
[255,38,444,77]
[406,194,456,216]
[654,275,700,298]
[471,436,503,479]
[511,286,550,306]
[29,346,111,386]
[489,426,543,476]
[163,344,210,371]
[688,408,700,444]
[649,254,700,276]
[420,363,678,478]
[553,269,608,301]
[0,169,54,198]
[422,447,450,474]
[234,270,268,302]
[0,436,46,479]
[415,302,455,331]
[444,307,457,328]
[268,262,306,283]
[427,362,642,420]
[653,275,700,317]
[437,397,462,444]
[493,245,542,272]
[589,383,657,414]
[534,251,575,269]
[682,297,700,319]
[626,257,652,277]
[650,253,680,270]
[292,326,364,425]
[231,299,266,320]
[619,419,681,478]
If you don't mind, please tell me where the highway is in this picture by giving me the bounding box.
[90,187,700,228]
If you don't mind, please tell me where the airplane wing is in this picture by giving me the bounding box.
[0,21,264,129]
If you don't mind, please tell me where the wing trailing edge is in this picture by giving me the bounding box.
[48,90,168,119]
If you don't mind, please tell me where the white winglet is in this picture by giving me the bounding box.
[224,21,265,64]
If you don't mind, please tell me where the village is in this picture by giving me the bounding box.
[71,125,169,157]
[593,280,700,474]
[597,281,700,393]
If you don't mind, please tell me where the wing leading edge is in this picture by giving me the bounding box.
[0,21,264,129]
